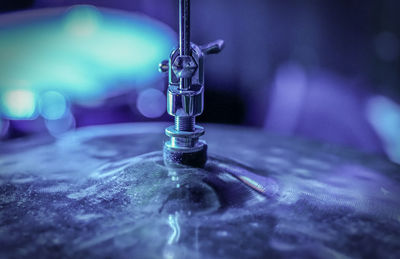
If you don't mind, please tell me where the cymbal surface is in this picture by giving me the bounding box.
[0,123,399,258]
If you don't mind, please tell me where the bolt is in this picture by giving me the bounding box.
[175,116,195,132]
[158,60,169,73]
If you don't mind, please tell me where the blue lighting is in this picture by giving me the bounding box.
[0,5,176,119]
[1,89,37,120]
[265,61,307,134]
[366,96,400,164]
[39,91,67,120]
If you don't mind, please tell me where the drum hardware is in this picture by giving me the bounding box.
[159,0,224,168]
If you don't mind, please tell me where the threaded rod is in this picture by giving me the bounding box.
[179,0,191,90]
[179,0,190,56]
[175,116,195,132]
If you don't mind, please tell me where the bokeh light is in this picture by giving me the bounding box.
[39,91,68,120]
[136,88,166,118]
[45,110,76,137]
[1,89,37,119]
[0,5,176,116]
[366,96,400,164]
[265,61,307,134]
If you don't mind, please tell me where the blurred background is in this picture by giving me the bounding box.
[0,0,399,164]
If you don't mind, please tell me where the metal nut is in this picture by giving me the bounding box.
[172,55,198,79]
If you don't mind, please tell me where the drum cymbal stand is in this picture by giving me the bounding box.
[159,0,224,167]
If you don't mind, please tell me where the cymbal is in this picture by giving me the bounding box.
[0,123,399,258]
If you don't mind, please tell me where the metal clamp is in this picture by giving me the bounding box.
[159,0,224,167]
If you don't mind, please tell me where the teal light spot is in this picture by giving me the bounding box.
[367,96,400,164]
[39,91,67,120]
[1,89,37,119]
[0,5,176,116]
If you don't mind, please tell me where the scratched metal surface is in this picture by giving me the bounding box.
[0,123,400,258]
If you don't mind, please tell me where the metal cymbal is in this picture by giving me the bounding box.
[0,122,399,258]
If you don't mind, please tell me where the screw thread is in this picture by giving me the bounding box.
[175,116,195,132]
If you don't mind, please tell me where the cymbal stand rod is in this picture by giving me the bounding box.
[176,0,194,132]
[159,0,224,167]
